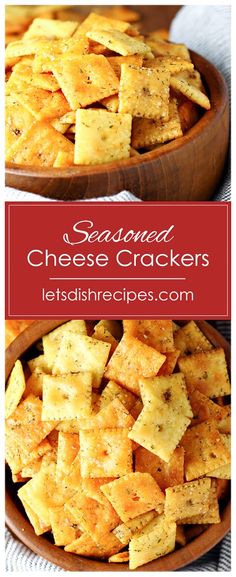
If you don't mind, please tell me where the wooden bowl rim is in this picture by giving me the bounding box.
[5,50,228,181]
[5,320,231,571]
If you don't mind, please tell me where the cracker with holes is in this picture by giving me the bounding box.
[178,348,231,397]
[180,480,220,524]
[123,320,174,353]
[132,97,183,148]
[119,64,170,120]
[129,514,176,570]
[5,360,26,418]
[80,428,132,478]
[5,395,56,474]
[174,321,213,355]
[101,472,164,522]
[165,478,211,522]
[181,421,231,481]
[52,55,119,110]
[75,109,132,165]
[86,29,153,58]
[42,372,92,421]
[129,373,192,462]
[105,333,166,396]
[43,320,87,371]
[6,121,74,167]
[135,446,184,491]
[53,333,111,388]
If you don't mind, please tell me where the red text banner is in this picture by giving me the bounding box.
[5,202,230,319]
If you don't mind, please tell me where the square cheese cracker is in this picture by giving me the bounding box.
[86,28,153,58]
[101,472,164,522]
[119,64,170,120]
[42,372,93,421]
[52,54,119,110]
[164,478,211,522]
[43,320,87,371]
[180,480,220,524]
[53,333,111,388]
[181,420,231,481]
[178,348,231,397]
[105,333,166,395]
[75,109,132,165]
[129,373,193,462]
[80,428,132,478]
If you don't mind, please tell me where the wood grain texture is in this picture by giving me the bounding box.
[5,320,231,572]
[5,51,229,201]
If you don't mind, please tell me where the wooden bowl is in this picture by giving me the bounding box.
[5,51,229,201]
[5,320,230,571]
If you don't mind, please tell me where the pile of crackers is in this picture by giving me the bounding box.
[5,320,230,569]
[5,9,211,168]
